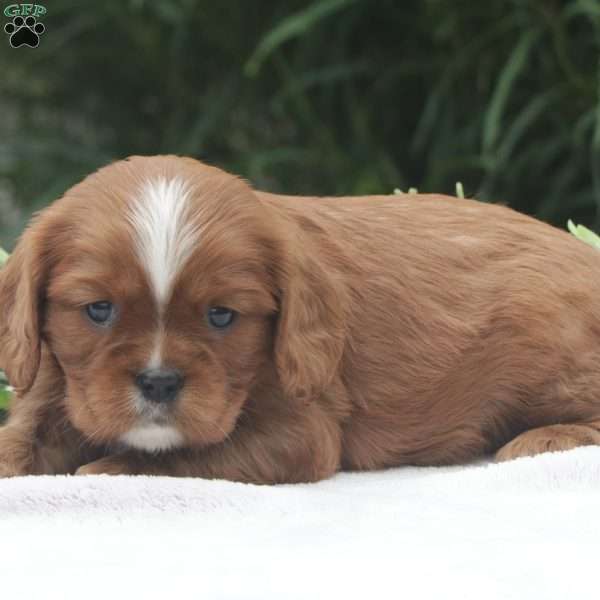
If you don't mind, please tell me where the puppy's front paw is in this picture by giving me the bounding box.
[0,426,33,477]
[76,454,140,476]
[0,462,28,478]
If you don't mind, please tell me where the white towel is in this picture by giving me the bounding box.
[1,447,599,600]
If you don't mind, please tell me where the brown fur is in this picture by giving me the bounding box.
[2,155,600,482]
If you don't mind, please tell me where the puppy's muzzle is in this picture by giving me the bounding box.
[135,368,183,404]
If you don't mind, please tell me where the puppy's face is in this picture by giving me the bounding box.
[26,157,281,452]
[0,156,347,454]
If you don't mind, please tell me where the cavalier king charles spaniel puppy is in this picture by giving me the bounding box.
[1,155,600,481]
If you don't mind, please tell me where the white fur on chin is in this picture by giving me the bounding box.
[120,423,185,453]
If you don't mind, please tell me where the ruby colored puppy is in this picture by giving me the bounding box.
[1,155,600,481]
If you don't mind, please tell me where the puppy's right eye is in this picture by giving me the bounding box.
[85,301,115,326]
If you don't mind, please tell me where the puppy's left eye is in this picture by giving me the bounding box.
[85,301,115,326]
[207,306,236,329]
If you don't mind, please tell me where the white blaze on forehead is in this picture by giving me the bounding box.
[128,177,201,307]
[121,423,184,453]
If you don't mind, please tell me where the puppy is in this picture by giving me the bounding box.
[1,155,600,481]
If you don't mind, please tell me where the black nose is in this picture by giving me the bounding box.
[135,368,183,404]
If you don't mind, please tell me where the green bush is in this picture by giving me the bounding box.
[0,0,599,249]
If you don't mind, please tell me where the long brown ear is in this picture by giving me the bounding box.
[0,223,48,394]
[274,247,347,404]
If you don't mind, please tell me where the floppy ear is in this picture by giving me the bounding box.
[0,223,48,395]
[274,249,347,404]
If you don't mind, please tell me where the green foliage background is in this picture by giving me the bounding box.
[0,0,599,249]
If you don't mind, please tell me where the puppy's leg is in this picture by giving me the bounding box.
[0,425,37,477]
[495,421,600,462]
[0,410,95,476]
[77,401,343,483]
[0,346,95,476]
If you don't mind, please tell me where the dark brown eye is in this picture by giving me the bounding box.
[85,301,115,326]
[207,306,236,329]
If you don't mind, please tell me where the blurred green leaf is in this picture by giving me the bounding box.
[0,389,11,411]
[483,29,541,155]
[567,220,600,250]
[245,0,358,76]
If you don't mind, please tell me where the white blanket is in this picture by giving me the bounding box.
[1,447,599,600]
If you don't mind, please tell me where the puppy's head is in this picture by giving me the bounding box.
[0,156,345,452]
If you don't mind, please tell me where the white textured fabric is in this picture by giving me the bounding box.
[1,447,599,599]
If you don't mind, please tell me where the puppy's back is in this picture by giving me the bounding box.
[260,190,600,468]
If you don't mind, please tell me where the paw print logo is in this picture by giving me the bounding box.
[4,16,45,48]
